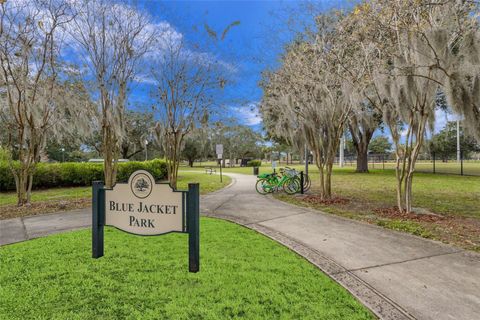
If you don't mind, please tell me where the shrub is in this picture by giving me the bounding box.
[247,160,262,167]
[0,147,11,161]
[0,161,16,191]
[116,159,167,183]
[0,159,167,192]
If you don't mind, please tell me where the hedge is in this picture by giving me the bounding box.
[246,160,262,167]
[0,159,167,192]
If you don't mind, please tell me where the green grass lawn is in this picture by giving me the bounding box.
[270,165,479,251]
[189,163,479,219]
[0,218,373,320]
[0,172,231,207]
[0,186,91,206]
[177,171,231,194]
[185,162,479,250]
[323,168,480,219]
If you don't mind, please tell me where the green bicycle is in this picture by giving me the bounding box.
[284,167,311,192]
[255,168,300,195]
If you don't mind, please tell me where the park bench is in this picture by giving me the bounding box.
[205,167,216,175]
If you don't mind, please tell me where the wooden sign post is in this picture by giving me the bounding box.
[92,170,200,273]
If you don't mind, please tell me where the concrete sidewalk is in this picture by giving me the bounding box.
[1,208,90,245]
[202,174,480,320]
[1,173,479,320]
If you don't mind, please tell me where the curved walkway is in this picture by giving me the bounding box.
[1,173,479,320]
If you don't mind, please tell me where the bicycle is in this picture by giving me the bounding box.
[284,167,311,192]
[255,168,300,195]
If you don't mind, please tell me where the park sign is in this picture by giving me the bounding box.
[216,144,223,157]
[106,171,183,235]
[91,170,200,273]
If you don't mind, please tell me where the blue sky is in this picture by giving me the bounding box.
[128,0,353,130]
[127,0,451,138]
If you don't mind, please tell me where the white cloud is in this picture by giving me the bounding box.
[231,102,262,126]
[133,74,157,85]
[6,0,237,90]
[433,109,462,134]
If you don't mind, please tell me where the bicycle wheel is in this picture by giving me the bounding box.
[255,179,271,195]
[283,178,300,195]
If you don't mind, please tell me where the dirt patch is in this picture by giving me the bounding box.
[0,199,91,220]
[373,207,446,223]
[300,195,350,205]
[433,216,480,251]
[373,207,480,251]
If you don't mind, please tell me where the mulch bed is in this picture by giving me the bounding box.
[0,199,91,220]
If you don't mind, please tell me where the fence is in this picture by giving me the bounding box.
[335,153,480,176]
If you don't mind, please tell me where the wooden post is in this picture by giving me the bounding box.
[92,181,105,259]
[187,183,200,273]
[220,162,223,183]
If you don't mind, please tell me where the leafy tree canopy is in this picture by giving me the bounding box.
[429,122,480,160]
[369,136,392,155]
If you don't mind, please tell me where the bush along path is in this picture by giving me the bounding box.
[1,173,480,320]
[0,159,167,191]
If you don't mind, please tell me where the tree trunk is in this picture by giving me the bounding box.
[405,172,413,213]
[164,131,184,190]
[403,118,425,213]
[314,148,327,200]
[26,172,34,204]
[395,161,404,212]
[104,153,114,188]
[103,126,118,188]
[9,130,42,206]
[318,166,325,199]
[348,122,374,173]
[356,147,369,173]
[325,162,333,198]
[16,169,28,206]
[121,144,129,160]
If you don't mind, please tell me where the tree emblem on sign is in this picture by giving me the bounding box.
[135,178,150,192]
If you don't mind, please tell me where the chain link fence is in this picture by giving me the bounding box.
[336,153,480,176]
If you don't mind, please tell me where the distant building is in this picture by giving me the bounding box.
[88,159,130,163]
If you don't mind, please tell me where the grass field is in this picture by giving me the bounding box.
[186,163,479,219]
[186,162,480,251]
[314,167,479,219]
[0,218,373,320]
[274,166,479,251]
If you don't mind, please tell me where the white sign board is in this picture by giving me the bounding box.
[272,161,277,168]
[217,153,222,159]
[216,144,223,155]
[105,170,184,235]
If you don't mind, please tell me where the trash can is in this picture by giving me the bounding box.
[253,167,259,176]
